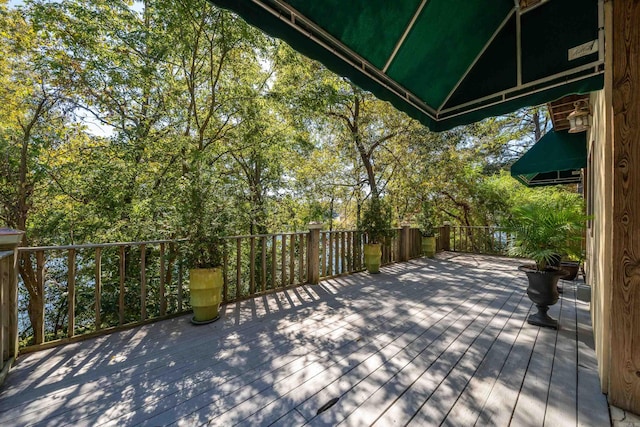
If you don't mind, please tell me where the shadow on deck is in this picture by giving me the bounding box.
[0,253,610,426]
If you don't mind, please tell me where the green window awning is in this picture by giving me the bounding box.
[208,0,604,131]
[510,130,587,187]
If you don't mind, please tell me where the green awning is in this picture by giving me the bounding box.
[208,0,604,131]
[510,130,587,187]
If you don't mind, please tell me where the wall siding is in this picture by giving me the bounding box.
[609,0,640,413]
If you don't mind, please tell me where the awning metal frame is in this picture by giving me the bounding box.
[437,0,605,118]
[438,9,516,112]
[241,0,604,127]
[250,0,439,119]
[383,0,430,73]
[514,171,583,187]
[440,62,604,120]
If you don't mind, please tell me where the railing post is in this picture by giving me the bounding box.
[441,224,451,251]
[0,228,24,386]
[400,224,411,262]
[306,223,323,285]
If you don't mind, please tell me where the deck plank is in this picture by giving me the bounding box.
[576,292,610,427]
[510,299,562,426]
[474,307,538,427]
[317,278,515,426]
[0,254,610,427]
[410,293,530,426]
[35,290,420,426]
[402,292,529,426]
[100,267,443,426]
[262,275,498,426]
[545,283,579,426]
[440,280,530,426]
[155,269,460,426]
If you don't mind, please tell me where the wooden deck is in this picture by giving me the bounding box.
[0,253,610,426]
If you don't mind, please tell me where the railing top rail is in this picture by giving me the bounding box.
[0,250,14,260]
[16,226,423,252]
[18,238,188,252]
[451,225,509,229]
[222,231,309,240]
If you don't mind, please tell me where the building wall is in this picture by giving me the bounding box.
[587,0,640,413]
[607,0,640,412]
[586,87,613,393]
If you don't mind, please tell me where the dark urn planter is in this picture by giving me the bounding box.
[559,261,580,281]
[518,265,566,329]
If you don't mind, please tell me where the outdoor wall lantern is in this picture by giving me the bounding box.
[567,100,591,133]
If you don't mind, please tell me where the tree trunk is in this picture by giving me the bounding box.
[351,97,379,200]
[19,251,44,344]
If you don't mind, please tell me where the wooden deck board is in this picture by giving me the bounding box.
[545,283,579,427]
[576,295,610,427]
[247,293,464,426]
[103,270,445,427]
[307,277,513,426]
[474,307,539,426]
[0,254,610,427]
[439,273,531,426]
[405,292,529,426]
[341,281,519,426]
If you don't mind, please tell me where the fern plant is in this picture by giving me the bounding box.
[507,203,587,271]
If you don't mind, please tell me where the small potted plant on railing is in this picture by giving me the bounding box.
[360,197,393,274]
[507,203,587,329]
[418,201,437,258]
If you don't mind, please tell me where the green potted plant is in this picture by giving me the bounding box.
[559,230,585,281]
[507,202,587,328]
[559,256,582,281]
[418,200,437,258]
[360,197,393,274]
[186,236,224,324]
[181,166,227,325]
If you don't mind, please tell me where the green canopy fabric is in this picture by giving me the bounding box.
[511,130,587,187]
[208,0,604,131]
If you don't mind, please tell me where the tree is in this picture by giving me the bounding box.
[0,1,92,342]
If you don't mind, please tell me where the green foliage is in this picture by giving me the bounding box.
[179,156,229,268]
[417,200,436,237]
[360,197,393,244]
[1,0,588,346]
[506,202,587,271]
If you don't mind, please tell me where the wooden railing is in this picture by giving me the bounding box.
[380,228,401,266]
[5,224,525,355]
[448,226,511,256]
[1,231,21,386]
[221,232,309,301]
[13,226,423,353]
[319,230,364,278]
[17,240,189,351]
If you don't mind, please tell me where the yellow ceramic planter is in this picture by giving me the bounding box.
[422,236,436,258]
[364,243,382,274]
[189,267,223,324]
